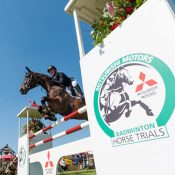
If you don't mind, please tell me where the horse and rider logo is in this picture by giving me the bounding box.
[18,147,26,167]
[99,66,155,124]
[94,53,175,146]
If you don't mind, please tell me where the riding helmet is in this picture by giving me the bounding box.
[47,65,57,73]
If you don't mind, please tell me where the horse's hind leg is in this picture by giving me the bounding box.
[131,100,154,116]
[139,101,154,116]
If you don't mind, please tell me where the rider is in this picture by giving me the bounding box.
[47,65,84,100]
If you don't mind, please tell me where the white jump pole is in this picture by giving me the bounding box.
[29,121,89,149]
[29,106,87,139]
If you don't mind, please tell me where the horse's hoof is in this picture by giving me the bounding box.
[125,111,131,118]
[147,110,154,116]
[50,117,57,121]
[44,114,57,121]
[44,115,50,120]
[49,115,57,121]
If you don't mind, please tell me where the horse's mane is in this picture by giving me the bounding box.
[33,72,51,80]
[32,72,67,93]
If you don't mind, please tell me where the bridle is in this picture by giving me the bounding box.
[22,73,39,91]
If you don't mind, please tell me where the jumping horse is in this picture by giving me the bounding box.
[20,67,87,121]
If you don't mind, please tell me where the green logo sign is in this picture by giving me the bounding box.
[94,53,175,146]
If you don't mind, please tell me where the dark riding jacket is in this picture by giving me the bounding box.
[52,72,72,87]
[52,72,76,96]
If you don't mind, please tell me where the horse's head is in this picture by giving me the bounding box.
[20,67,39,95]
[117,68,134,85]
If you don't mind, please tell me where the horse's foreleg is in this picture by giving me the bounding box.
[124,101,132,118]
[131,100,154,116]
[41,96,47,106]
[40,96,57,121]
[40,96,49,115]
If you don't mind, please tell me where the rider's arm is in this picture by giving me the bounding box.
[52,72,67,85]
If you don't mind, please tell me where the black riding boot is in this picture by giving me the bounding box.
[69,86,76,96]
[74,84,85,101]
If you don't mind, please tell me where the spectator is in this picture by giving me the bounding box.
[59,158,66,171]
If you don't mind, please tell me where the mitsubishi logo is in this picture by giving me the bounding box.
[45,151,54,168]
[136,72,157,92]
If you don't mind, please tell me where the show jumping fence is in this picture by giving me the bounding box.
[28,106,87,139]
[18,104,91,175]
[29,121,89,149]
[28,105,88,149]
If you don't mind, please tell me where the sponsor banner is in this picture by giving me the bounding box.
[94,53,175,146]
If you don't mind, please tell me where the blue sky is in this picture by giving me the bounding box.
[0,0,93,152]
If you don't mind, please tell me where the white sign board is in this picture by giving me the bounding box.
[80,0,175,174]
[18,135,29,175]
